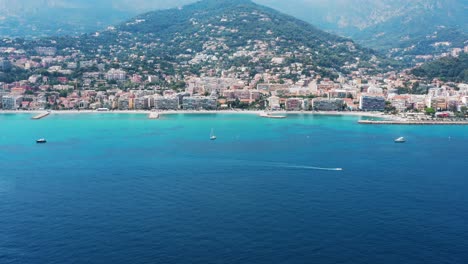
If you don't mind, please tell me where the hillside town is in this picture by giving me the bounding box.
[1,3,467,119]
[1,44,467,118]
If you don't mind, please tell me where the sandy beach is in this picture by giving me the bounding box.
[0,109,392,118]
[3,109,465,124]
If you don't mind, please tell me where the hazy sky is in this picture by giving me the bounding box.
[0,0,339,12]
[1,0,465,32]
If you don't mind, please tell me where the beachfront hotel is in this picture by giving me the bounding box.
[182,96,218,110]
[359,95,386,111]
[154,96,180,110]
[1,95,23,110]
[312,98,345,111]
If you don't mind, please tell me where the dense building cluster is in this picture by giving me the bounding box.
[0,6,467,116]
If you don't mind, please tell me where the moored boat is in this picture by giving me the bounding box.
[36,138,47,144]
[210,128,217,140]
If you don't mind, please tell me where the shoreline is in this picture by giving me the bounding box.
[0,109,390,118]
[358,120,468,125]
[1,110,467,125]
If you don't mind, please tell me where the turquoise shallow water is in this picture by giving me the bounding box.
[1,113,468,264]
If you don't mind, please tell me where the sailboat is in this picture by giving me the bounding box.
[210,128,217,140]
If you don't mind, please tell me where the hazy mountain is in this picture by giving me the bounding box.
[256,0,468,56]
[0,0,195,38]
[256,0,466,33]
[0,0,194,14]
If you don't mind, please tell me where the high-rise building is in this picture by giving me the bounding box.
[0,58,11,71]
[312,98,345,111]
[285,98,304,111]
[34,47,57,56]
[154,96,179,110]
[1,96,23,110]
[106,69,127,81]
[182,96,217,110]
[359,95,386,111]
[267,96,280,110]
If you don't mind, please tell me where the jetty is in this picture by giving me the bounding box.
[148,112,160,119]
[31,112,50,120]
[259,111,287,119]
[358,120,468,125]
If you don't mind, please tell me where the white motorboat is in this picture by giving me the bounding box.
[394,137,406,143]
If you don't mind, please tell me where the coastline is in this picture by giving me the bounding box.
[358,120,468,125]
[2,110,467,124]
[0,109,390,118]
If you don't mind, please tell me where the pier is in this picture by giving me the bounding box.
[32,112,50,120]
[148,112,160,119]
[358,120,468,125]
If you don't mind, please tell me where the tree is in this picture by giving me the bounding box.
[457,106,468,118]
[461,106,467,115]
[384,101,397,114]
[448,103,458,113]
[425,107,436,116]
[59,90,68,98]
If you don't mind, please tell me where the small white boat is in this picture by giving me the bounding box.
[259,112,286,119]
[36,138,47,144]
[394,137,406,143]
[210,128,217,140]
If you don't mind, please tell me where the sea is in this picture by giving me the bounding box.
[1,113,467,264]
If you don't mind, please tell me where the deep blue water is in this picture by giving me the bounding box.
[1,113,468,264]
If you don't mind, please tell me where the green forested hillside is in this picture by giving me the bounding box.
[1,0,399,81]
[114,0,393,71]
[412,53,468,82]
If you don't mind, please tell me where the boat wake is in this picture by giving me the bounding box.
[239,160,343,171]
[269,163,343,171]
[280,165,343,171]
[196,157,343,172]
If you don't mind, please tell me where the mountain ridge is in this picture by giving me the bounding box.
[110,0,389,73]
[4,0,396,83]
[257,0,467,57]
[1,0,465,61]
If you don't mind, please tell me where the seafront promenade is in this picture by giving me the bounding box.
[0,109,389,118]
[2,110,467,125]
[358,120,468,125]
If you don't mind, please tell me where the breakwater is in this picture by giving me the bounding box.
[31,112,50,120]
[148,112,160,119]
